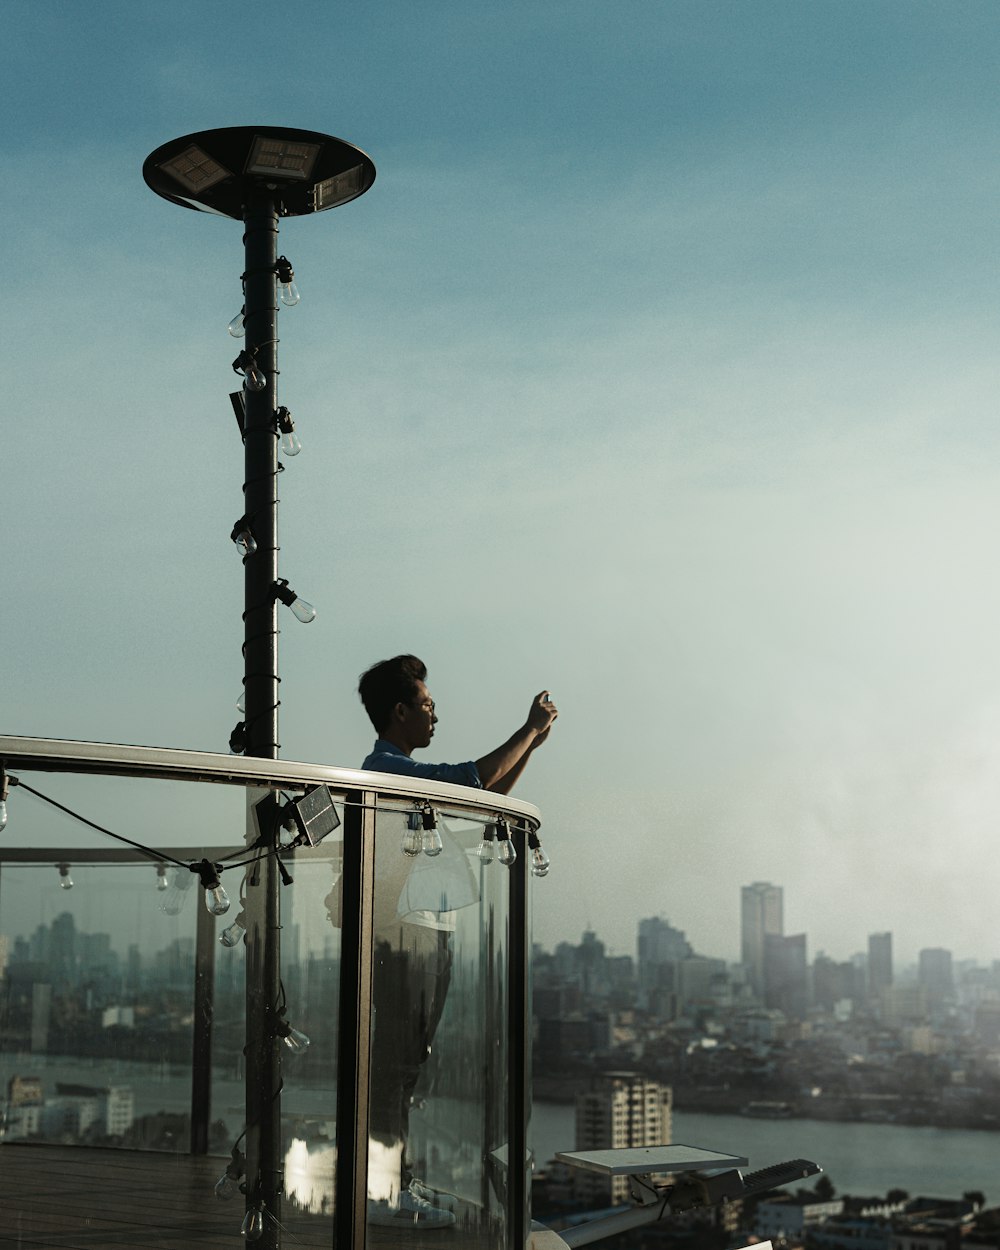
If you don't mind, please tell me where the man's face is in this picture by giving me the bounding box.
[397,679,438,750]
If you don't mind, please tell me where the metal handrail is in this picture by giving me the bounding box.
[0,735,542,828]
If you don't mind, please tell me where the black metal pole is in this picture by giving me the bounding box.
[242,193,283,1248]
[190,898,216,1154]
[507,824,530,1250]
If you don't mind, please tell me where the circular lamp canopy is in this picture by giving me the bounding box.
[143,126,376,219]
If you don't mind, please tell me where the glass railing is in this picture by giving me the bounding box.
[0,736,543,1250]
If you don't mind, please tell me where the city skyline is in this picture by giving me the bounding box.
[2,879,991,981]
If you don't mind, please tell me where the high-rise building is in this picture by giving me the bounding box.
[918,947,954,1009]
[637,917,692,1013]
[764,932,808,1019]
[867,932,893,999]
[573,1072,672,1206]
[741,882,783,997]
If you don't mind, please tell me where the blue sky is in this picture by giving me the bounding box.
[5,1,1000,966]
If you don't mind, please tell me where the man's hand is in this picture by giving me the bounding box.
[476,691,559,793]
[527,691,558,736]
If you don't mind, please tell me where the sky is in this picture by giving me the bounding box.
[4,0,1000,969]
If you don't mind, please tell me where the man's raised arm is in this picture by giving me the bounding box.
[475,692,558,793]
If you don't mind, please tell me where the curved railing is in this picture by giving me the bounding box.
[0,735,544,1250]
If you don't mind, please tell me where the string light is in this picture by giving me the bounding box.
[421,804,443,857]
[230,515,257,559]
[275,256,300,306]
[274,1008,311,1054]
[156,863,169,892]
[275,406,301,457]
[0,770,13,833]
[241,1205,265,1241]
[160,866,193,916]
[232,349,266,392]
[196,859,231,916]
[402,809,422,856]
[476,821,496,864]
[228,306,246,338]
[57,862,74,890]
[220,913,247,948]
[496,818,516,867]
[215,1145,246,1200]
[272,578,316,624]
[229,722,247,755]
[527,828,550,877]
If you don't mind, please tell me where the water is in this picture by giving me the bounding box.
[531,1103,1000,1202]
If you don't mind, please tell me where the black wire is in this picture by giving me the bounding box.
[9,778,536,875]
[13,780,188,868]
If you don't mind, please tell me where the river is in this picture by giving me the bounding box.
[531,1103,1000,1202]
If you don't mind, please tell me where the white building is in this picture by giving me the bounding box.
[573,1071,672,1206]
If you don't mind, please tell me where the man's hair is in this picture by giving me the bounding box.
[358,654,427,734]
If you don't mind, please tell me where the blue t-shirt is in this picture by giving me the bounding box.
[361,738,481,789]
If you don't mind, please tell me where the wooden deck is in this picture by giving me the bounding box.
[0,1143,487,1249]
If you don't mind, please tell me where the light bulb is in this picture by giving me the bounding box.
[228,308,246,337]
[233,528,257,558]
[289,596,316,624]
[422,826,443,856]
[530,845,551,877]
[197,860,231,915]
[220,917,246,948]
[420,806,443,856]
[476,827,495,865]
[58,863,74,889]
[237,690,246,714]
[401,828,422,856]
[233,351,266,392]
[275,256,300,307]
[273,578,317,623]
[156,864,169,892]
[281,1025,311,1054]
[242,1206,264,1241]
[205,884,231,916]
[215,1172,240,1200]
[275,407,301,457]
[498,839,517,867]
[160,868,193,916]
[0,799,7,832]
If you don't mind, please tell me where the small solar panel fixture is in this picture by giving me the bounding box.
[545,1145,822,1249]
[143,126,375,218]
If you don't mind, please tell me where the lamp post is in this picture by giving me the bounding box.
[143,127,375,1247]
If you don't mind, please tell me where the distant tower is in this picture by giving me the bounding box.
[574,1072,672,1206]
[763,933,808,1019]
[918,947,954,1010]
[637,917,692,1009]
[741,882,783,997]
[867,932,893,999]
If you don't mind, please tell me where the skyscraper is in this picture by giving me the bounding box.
[918,947,954,1010]
[764,932,808,1019]
[741,882,783,997]
[867,932,893,999]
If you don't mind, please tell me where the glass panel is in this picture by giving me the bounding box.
[0,861,197,1152]
[366,805,511,1247]
[280,844,342,1229]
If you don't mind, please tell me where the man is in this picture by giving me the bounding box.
[359,653,557,794]
[357,655,557,1229]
